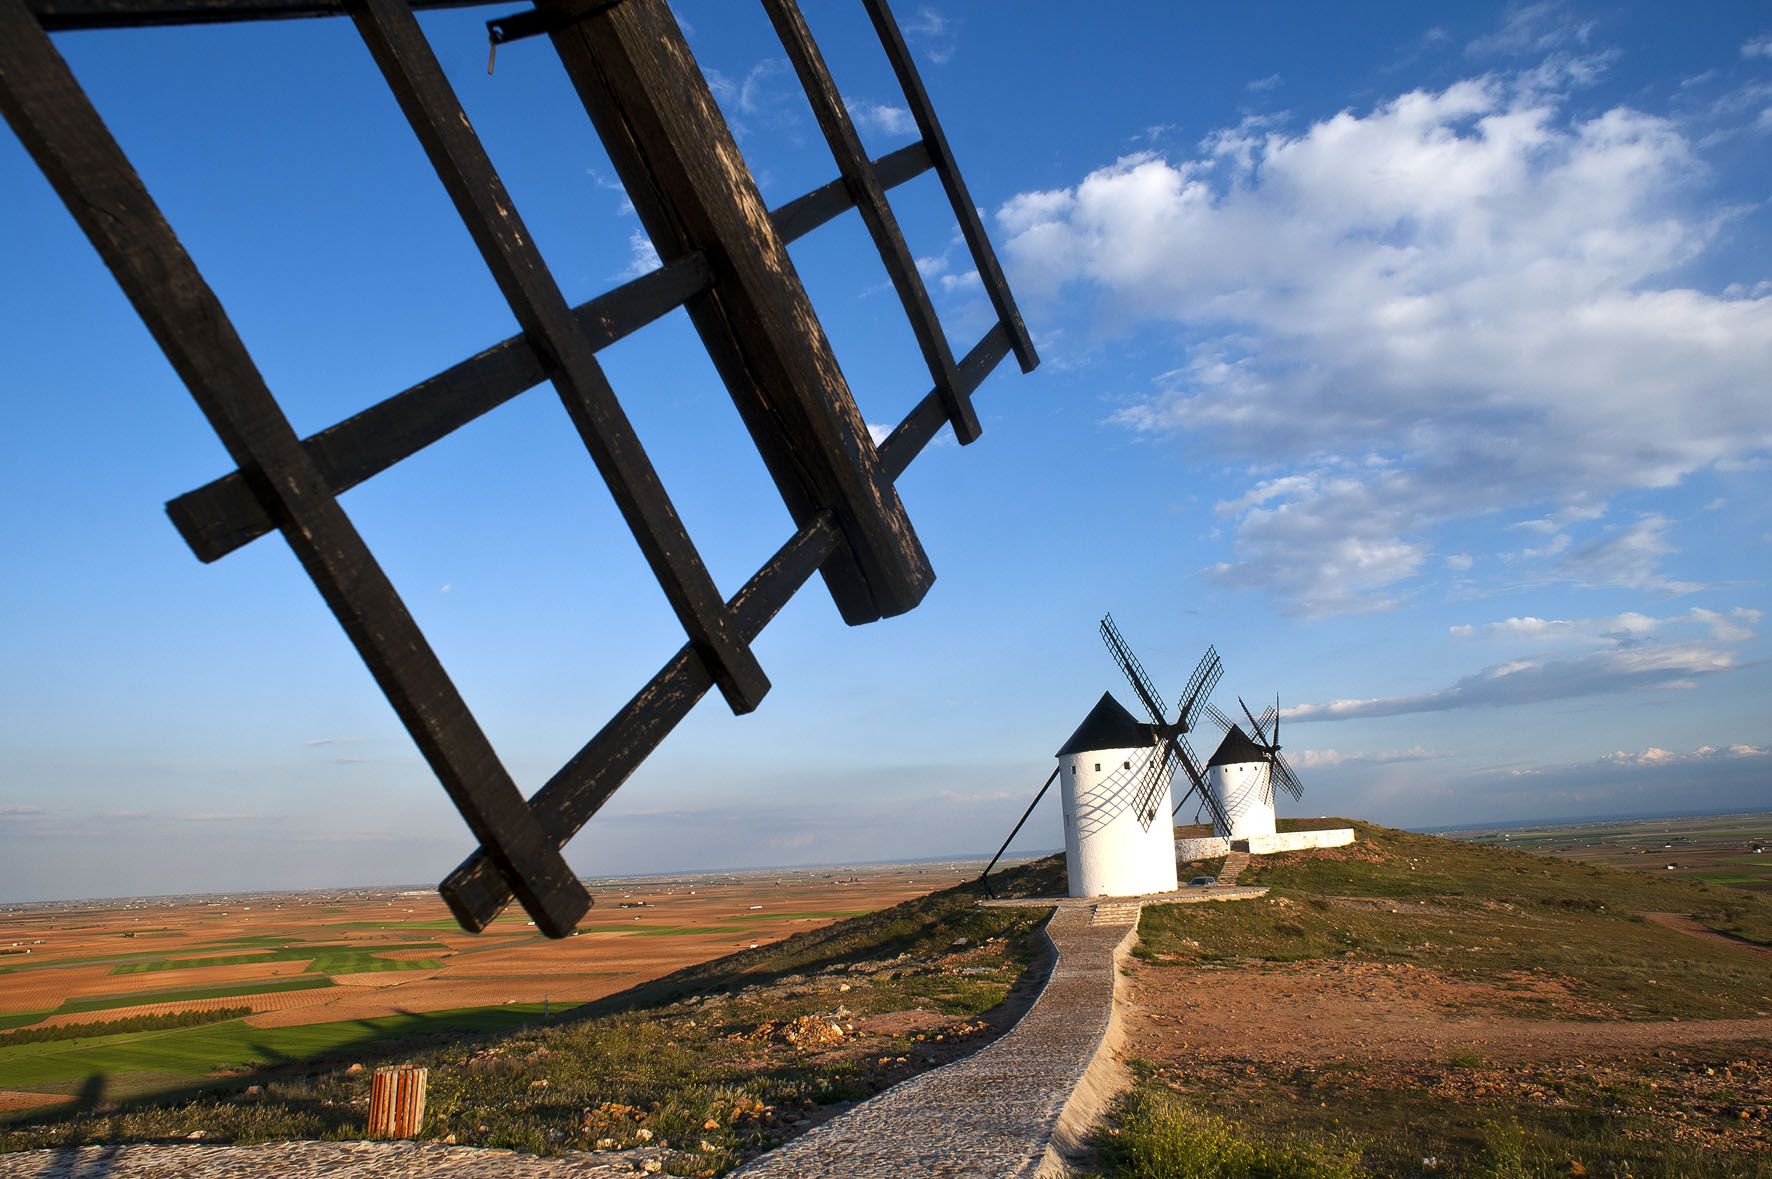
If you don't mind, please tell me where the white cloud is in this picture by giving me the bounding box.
[1602,742,1764,766]
[1445,553,1474,571]
[0,804,45,819]
[1246,74,1282,92]
[1467,2,1593,57]
[844,97,917,138]
[1552,514,1702,593]
[1743,35,1772,60]
[616,228,662,280]
[1294,746,1446,768]
[1293,606,1757,721]
[903,6,957,65]
[866,422,893,446]
[998,65,1772,613]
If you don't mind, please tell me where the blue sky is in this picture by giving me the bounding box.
[2,1,1768,902]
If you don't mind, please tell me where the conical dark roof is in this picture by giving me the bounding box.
[1055,692,1155,757]
[1207,724,1270,768]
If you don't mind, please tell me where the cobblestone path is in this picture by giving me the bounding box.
[732,902,1138,1179]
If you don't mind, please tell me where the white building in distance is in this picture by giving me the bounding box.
[1055,693,1180,898]
[1206,724,1278,840]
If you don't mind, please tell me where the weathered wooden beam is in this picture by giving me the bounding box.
[0,0,590,938]
[763,0,977,444]
[541,0,936,627]
[769,139,932,243]
[348,0,769,716]
[440,512,842,928]
[166,252,713,564]
[861,0,1038,374]
[166,137,935,566]
[878,321,1009,482]
[439,321,1012,927]
[27,0,482,29]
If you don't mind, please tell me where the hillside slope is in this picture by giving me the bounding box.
[1109,821,1772,1178]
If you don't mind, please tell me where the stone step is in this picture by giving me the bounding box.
[1089,900,1142,926]
[1215,850,1252,886]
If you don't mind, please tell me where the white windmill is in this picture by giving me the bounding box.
[979,615,1230,898]
[1202,698,1304,840]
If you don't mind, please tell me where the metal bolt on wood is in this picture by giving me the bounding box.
[368,1065,427,1139]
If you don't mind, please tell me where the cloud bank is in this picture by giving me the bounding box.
[998,62,1772,614]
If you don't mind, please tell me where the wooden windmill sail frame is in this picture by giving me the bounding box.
[0,0,1037,936]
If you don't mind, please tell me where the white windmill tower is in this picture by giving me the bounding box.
[978,616,1231,898]
[1053,693,1178,896]
[1202,698,1304,840]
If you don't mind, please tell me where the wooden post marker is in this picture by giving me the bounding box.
[368,1065,427,1139]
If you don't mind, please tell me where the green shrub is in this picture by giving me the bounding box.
[1099,1088,1357,1179]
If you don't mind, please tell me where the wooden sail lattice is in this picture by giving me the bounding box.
[0,0,1037,937]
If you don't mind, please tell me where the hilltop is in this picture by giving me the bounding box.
[1107,819,1772,1178]
[4,826,1770,1176]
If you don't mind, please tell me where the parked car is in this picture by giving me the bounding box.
[1187,876,1216,887]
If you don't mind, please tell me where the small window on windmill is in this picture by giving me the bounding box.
[1094,763,1101,772]
[1123,760,1131,769]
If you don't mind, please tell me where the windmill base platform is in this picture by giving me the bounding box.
[1177,827,1356,861]
[980,884,1269,909]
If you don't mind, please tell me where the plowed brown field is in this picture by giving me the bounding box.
[0,863,972,1033]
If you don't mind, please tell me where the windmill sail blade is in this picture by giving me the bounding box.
[1272,752,1304,800]
[1255,705,1278,741]
[1175,646,1222,730]
[1203,701,1237,735]
[1239,696,1273,748]
[1170,731,1231,832]
[1100,614,1168,727]
[1128,739,1175,830]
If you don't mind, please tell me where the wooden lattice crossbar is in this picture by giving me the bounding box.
[0,0,1037,937]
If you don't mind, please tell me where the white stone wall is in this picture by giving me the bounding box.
[1059,744,1180,897]
[1238,828,1356,854]
[1174,836,1232,860]
[1207,760,1277,839]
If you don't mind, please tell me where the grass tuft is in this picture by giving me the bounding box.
[1096,1087,1358,1179]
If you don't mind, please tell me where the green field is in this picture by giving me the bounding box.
[107,942,444,977]
[1448,811,1772,893]
[0,1005,554,1094]
[56,976,335,1016]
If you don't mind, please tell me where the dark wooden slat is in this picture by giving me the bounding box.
[0,0,590,937]
[441,512,842,927]
[860,0,1038,374]
[171,131,931,566]
[349,0,769,716]
[763,0,978,444]
[879,321,1009,481]
[769,139,932,248]
[166,252,713,564]
[28,0,483,28]
[442,322,1013,927]
[541,0,936,628]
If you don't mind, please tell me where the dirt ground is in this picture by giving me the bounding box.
[1125,957,1772,1066]
[0,862,979,1031]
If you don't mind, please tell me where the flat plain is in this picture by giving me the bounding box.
[1444,811,1772,892]
[0,860,981,1110]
